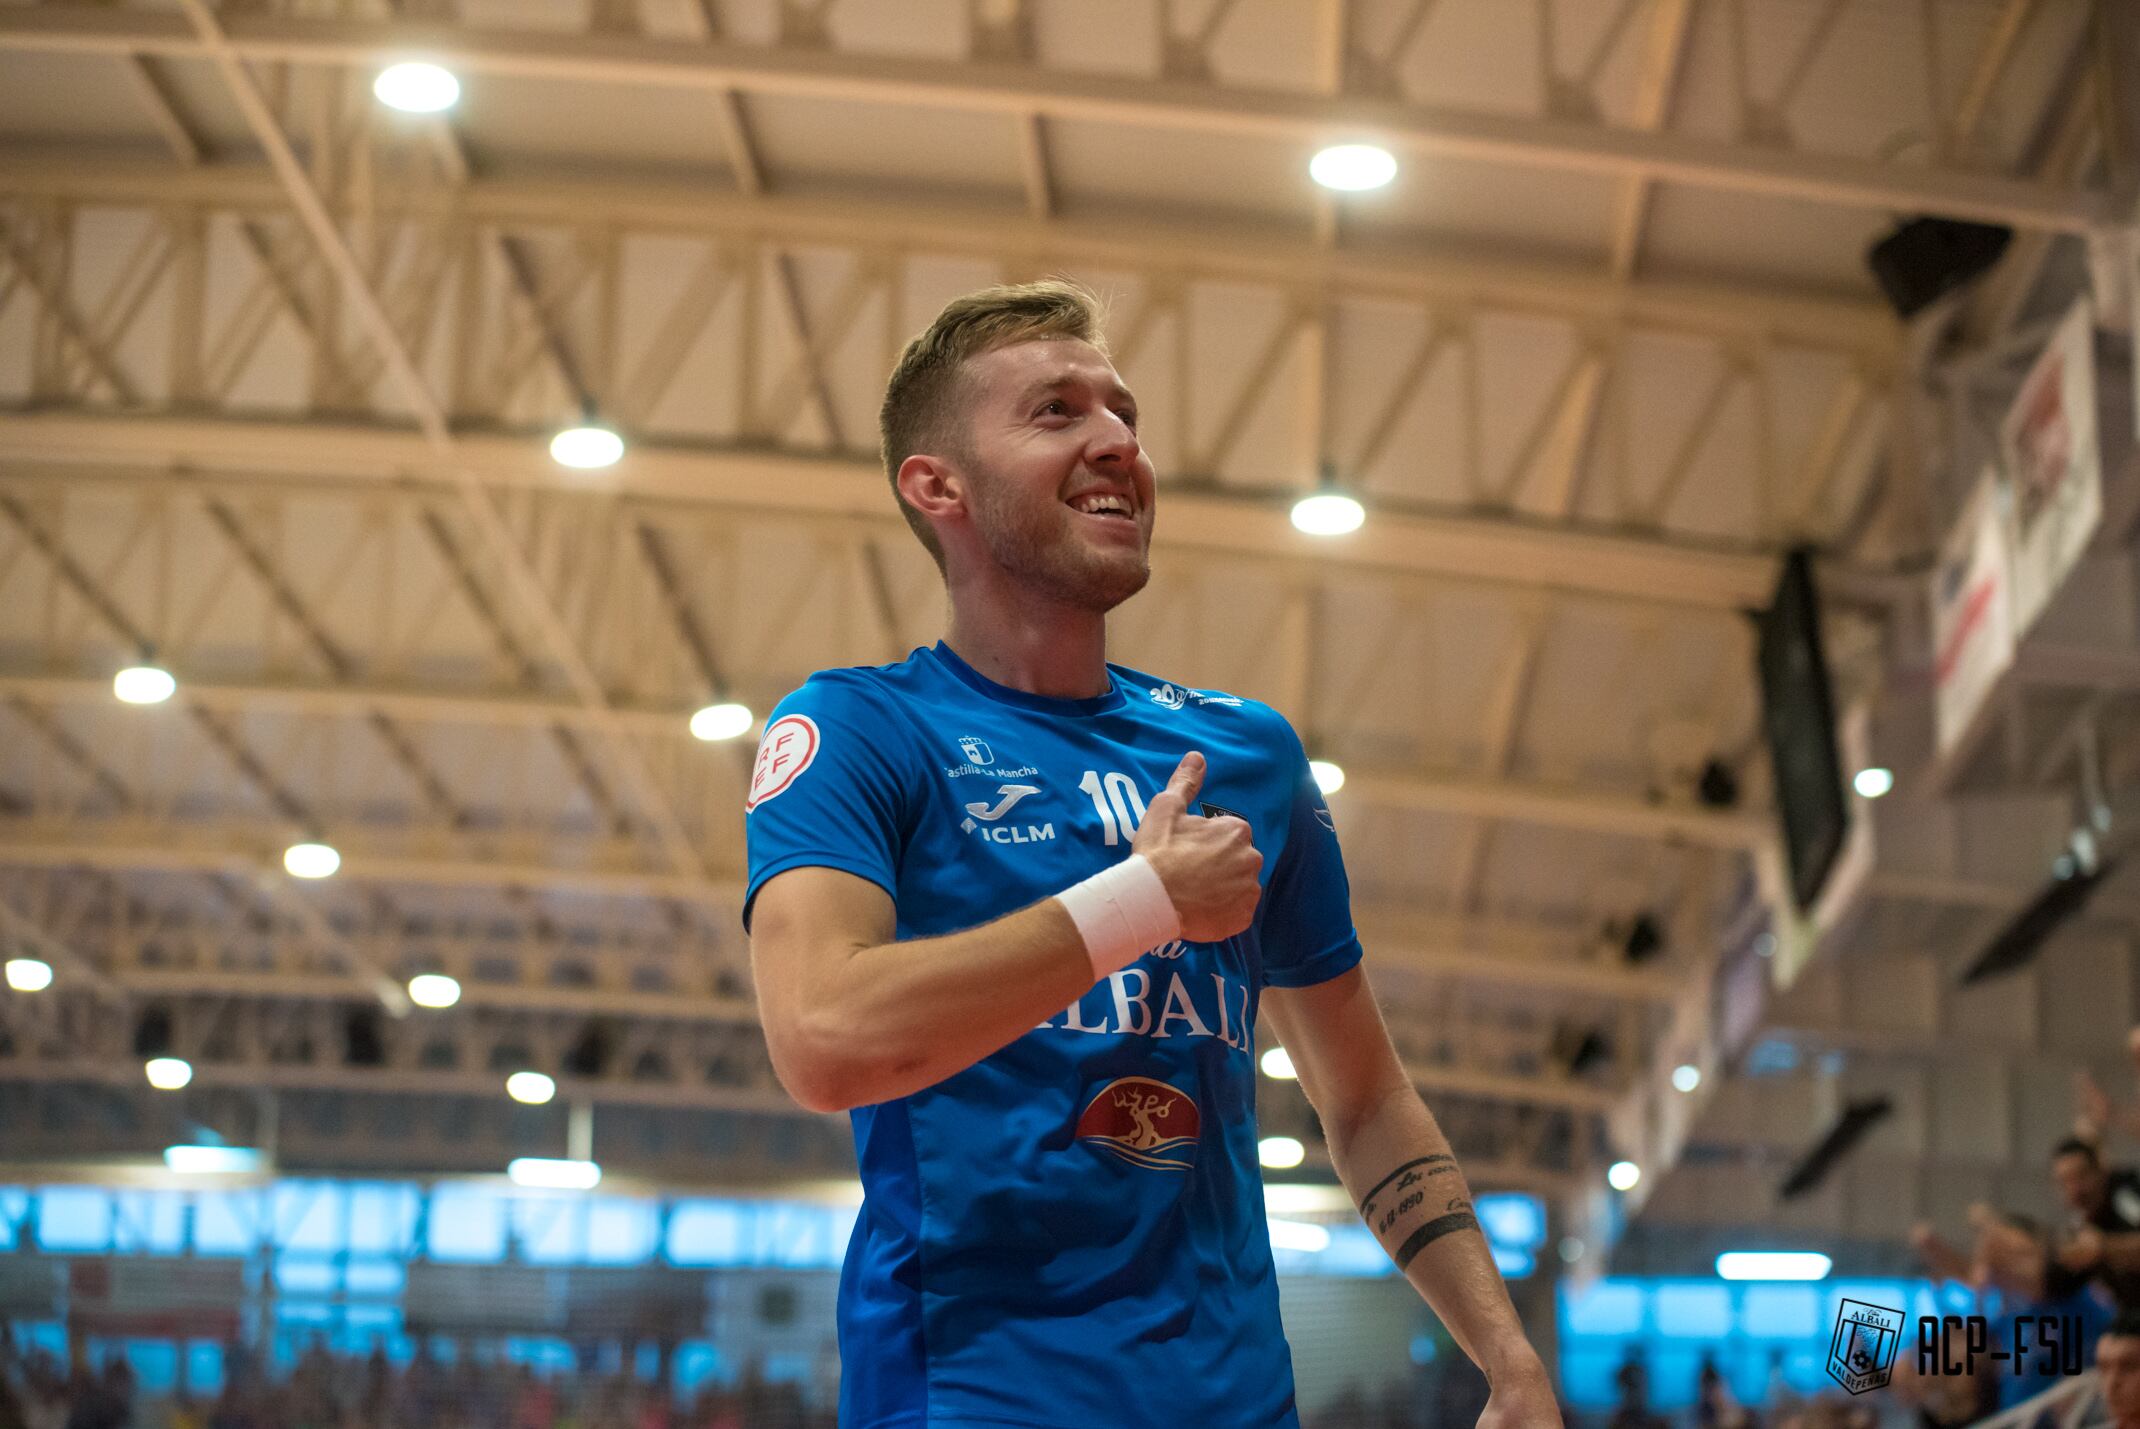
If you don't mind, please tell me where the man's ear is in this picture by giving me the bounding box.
[897,452,966,526]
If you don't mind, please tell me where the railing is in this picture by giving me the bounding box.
[1970,1371,2105,1429]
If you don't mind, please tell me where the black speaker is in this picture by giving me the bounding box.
[1866,217,2013,318]
[132,1007,173,1058]
[1622,913,1664,964]
[1697,758,1739,809]
[345,1008,386,1067]
[1552,1023,1612,1078]
[563,1021,614,1078]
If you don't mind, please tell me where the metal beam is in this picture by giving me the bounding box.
[0,824,1706,1000]
[0,825,725,905]
[0,152,1898,353]
[0,891,122,1001]
[1606,0,1696,279]
[0,670,697,738]
[0,1055,813,1120]
[1402,1062,1618,1114]
[117,54,203,167]
[1363,768,1766,849]
[0,7,2111,232]
[0,412,1792,612]
[170,0,708,887]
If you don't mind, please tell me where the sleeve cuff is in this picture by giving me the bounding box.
[1262,934,1364,989]
[742,854,899,932]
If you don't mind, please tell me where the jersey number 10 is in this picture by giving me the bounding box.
[1078,769,1148,846]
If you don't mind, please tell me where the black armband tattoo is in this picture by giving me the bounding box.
[1357,1154,1455,1220]
[1394,1209,1481,1271]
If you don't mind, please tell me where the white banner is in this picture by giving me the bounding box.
[1932,471,2016,755]
[1999,298,2101,634]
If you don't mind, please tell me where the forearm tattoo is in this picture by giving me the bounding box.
[1357,1154,1480,1271]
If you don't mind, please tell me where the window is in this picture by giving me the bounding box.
[35,1187,112,1251]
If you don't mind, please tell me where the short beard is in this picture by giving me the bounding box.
[965,461,1150,613]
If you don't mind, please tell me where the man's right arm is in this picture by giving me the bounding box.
[749,867,1096,1113]
[750,751,1260,1113]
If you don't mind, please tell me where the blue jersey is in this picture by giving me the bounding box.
[743,641,1364,1429]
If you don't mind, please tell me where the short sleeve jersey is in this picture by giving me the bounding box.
[743,642,1364,1429]
[2045,1167,2140,1310]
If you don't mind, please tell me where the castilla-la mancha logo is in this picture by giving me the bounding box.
[1075,1077,1200,1171]
[1827,1299,1904,1395]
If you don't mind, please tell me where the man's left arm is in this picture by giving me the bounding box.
[2065,1226,2140,1274]
[1264,967,1561,1429]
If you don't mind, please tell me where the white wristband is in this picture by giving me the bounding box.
[1055,853,1183,981]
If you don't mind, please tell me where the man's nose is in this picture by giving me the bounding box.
[1087,412,1139,463]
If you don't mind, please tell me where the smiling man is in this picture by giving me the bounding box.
[743,280,1558,1429]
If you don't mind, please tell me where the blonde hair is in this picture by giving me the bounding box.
[878,279,1109,569]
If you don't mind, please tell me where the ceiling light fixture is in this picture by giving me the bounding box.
[4,957,54,992]
[1291,491,1366,537]
[1309,143,1398,192]
[506,1157,601,1190]
[373,61,461,114]
[1259,1047,1297,1081]
[113,665,177,705]
[1309,760,1346,795]
[164,1145,266,1175]
[550,421,625,470]
[283,842,341,879]
[1853,767,1895,799]
[1258,1136,1306,1169]
[1267,1218,1332,1252]
[407,974,462,1009]
[506,1070,556,1105]
[144,1057,194,1091]
[689,702,755,742]
[1716,1251,1832,1281]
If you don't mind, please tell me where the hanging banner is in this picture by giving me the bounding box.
[1932,471,2015,755]
[1999,298,2101,634]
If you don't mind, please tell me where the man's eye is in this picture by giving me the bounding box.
[1038,400,1067,418]
[1115,408,1139,429]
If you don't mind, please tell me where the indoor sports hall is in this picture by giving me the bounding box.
[1,2,2137,1426]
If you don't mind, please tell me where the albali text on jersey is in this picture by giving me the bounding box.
[742,642,1364,1429]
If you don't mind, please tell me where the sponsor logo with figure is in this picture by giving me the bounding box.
[959,783,1054,844]
[1147,682,1244,710]
[1075,1076,1200,1171]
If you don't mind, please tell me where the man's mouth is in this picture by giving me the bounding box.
[1067,493,1135,522]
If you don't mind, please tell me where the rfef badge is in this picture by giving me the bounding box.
[1826,1299,1904,1394]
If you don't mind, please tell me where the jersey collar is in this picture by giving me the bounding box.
[925,641,1126,717]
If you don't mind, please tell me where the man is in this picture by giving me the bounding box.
[2047,1137,2140,1312]
[2098,1312,2140,1429]
[744,280,1559,1428]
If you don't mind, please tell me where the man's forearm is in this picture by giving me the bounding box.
[804,898,1097,1110]
[2098,1231,2140,1273]
[1328,1085,1546,1387]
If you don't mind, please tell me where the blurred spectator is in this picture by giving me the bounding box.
[2047,1136,2140,1312]
[2100,1310,2140,1429]
[1692,1352,1749,1429]
[1606,1349,1664,1429]
[0,1340,842,1429]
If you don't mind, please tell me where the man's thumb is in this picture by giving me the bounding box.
[1166,751,1205,804]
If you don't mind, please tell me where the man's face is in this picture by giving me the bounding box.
[946,337,1156,611]
[2099,1333,2140,1425]
[2055,1150,2107,1215]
